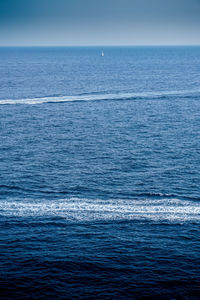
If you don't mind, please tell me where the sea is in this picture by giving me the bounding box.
[0,46,200,299]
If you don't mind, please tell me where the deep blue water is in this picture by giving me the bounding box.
[0,46,200,299]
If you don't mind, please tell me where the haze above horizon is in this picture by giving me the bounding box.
[0,0,200,46]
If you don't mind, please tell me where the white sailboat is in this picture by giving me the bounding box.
[101,50,104,57]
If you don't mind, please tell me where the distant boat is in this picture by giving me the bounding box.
[101,51,104,57]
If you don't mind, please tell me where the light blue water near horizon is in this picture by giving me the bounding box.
[0,46,200,299]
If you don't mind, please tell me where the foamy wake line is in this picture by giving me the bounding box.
[0,89,200,105]
[0,198,200,223]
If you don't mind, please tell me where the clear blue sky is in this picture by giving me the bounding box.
[0,0,200,46]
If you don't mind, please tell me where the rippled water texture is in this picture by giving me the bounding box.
[0,47,200,299]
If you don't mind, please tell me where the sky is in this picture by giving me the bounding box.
[0,0,200,46]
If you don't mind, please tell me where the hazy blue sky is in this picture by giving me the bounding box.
[0,0,200,46]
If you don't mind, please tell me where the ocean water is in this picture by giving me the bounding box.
[0,46,200,299]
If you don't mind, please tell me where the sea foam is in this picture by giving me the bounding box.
[0,89,200,105]
[1,197,200,223]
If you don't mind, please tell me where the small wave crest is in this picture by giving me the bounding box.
[0,197,200,223]
[0,89,200,105]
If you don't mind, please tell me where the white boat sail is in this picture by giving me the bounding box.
[101,51,104,57]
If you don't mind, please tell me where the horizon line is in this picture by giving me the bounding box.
[0,44,200,48]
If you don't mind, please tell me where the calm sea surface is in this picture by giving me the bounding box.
[0,47,200,299]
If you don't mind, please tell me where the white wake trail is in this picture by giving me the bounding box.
[0,89,200,105]
[1,198,200,223]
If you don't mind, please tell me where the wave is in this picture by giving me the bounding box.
[0,89,200,105]
[0,197,200,223]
